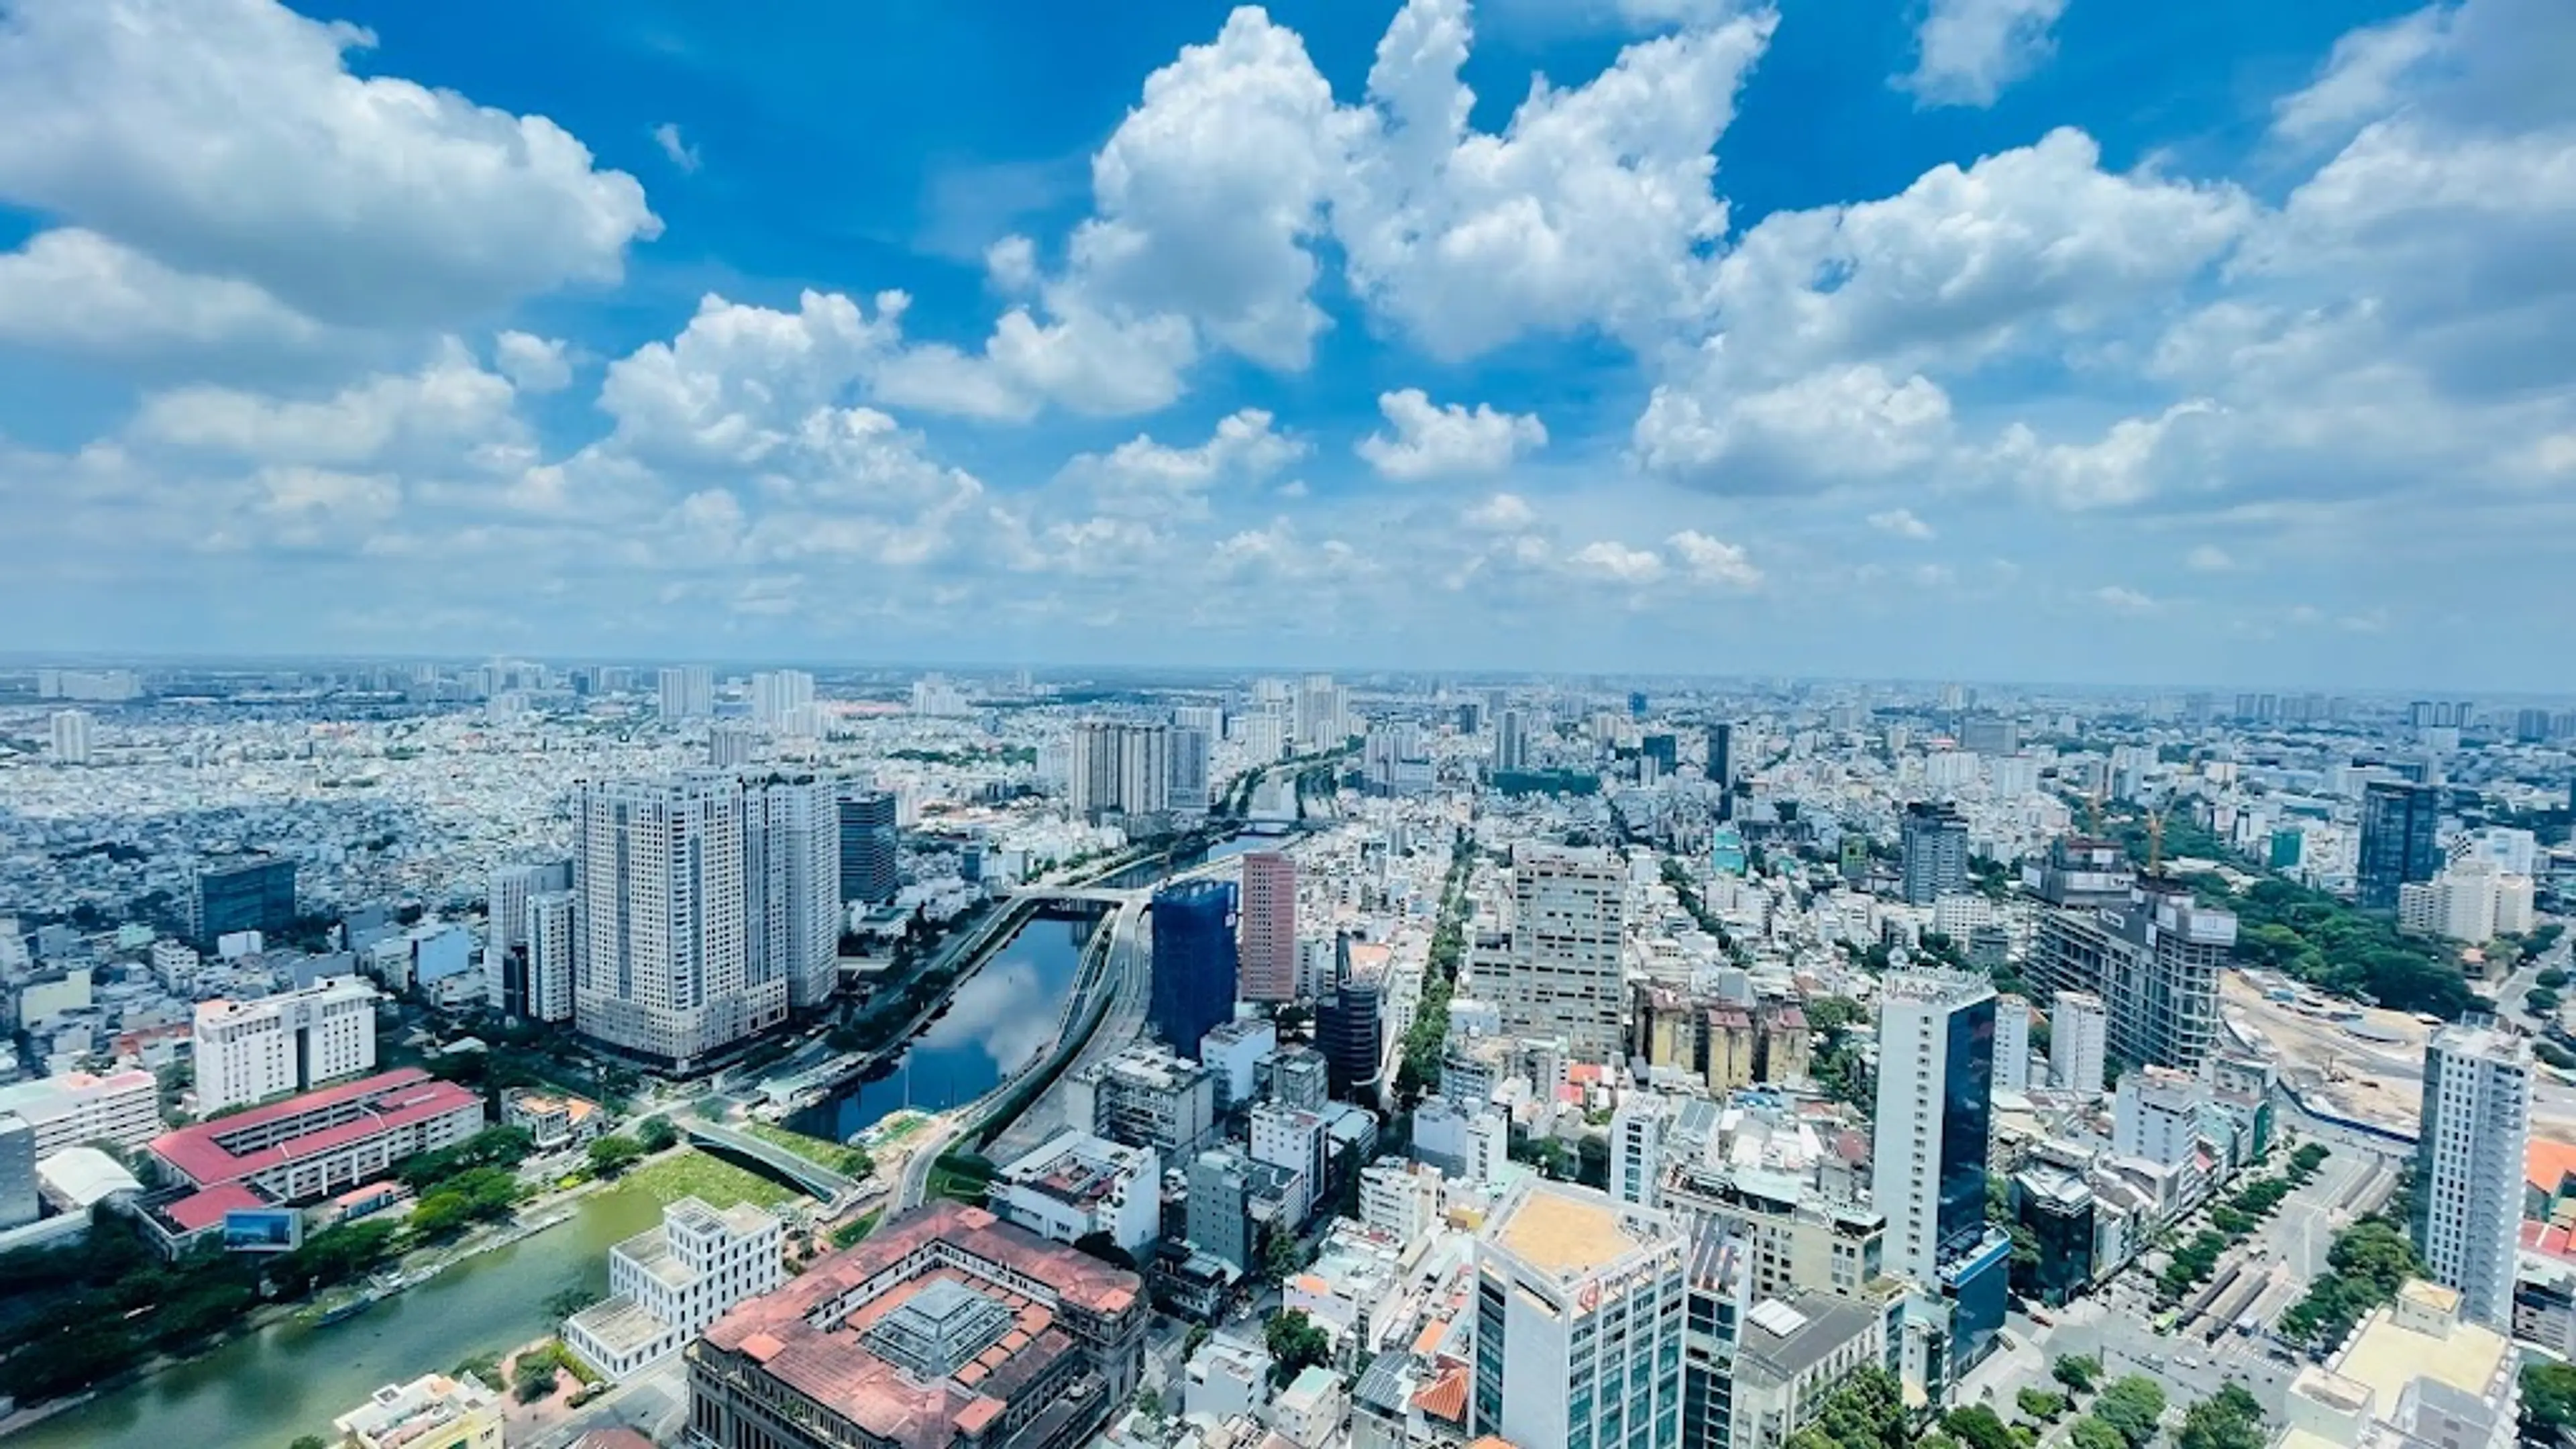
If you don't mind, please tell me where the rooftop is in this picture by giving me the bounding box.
[1739,1293,1882,1381]
[700,1202,1142,1448]
[1487,1179,1670,1280]
[2330,1285,2509,1405]
[150,1067,480,1187]
[567,1294,674,1356]
[333,1373,495,1449]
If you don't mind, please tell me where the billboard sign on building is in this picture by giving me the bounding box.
[222,1208,304,1252]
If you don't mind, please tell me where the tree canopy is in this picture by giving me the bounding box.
[2176,1383,2267,1449]
[2094,1375,2168,1449]
[1264,1310,1331,1386]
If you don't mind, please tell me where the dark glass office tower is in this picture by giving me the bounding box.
[2358,780,2440,910]
[193,853,299,947]
[835,789,898,904]
[1150,879,1239,1053]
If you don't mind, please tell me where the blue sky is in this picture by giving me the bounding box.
[0,0,2570,689]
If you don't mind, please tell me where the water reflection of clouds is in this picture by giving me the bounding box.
[920,960,1057,1073]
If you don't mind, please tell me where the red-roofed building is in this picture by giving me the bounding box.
[149,1068,484,1214]
[686,1200,1145,1449]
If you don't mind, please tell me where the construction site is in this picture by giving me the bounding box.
[2221,971,2576,1140]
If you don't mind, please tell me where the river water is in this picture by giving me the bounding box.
[790,911,1095,1143]
[22,848,1271,1449]
[788,831,1267,1144]
[11,1186,666,1449]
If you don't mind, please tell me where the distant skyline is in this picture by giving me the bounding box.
[9,649,2573,702]
[1,0,2570,688]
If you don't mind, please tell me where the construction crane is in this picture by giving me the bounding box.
[2146,806,2168,877]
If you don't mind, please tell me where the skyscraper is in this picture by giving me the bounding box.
[574,775,780,1069]
[2029,879,2233,1074]
[1495,844,1627,1062]
[2359,780,2443,910]
[1471,1179,1689,1449]
[835,789,899,905]
[743,773,841,1012]
[749,668,814,727]
[1168,724,1213,814]
[527,891,578,1023]
[488,858,572,1014]
[1236,851,1297,1003]
[708,722,759,768]
[1899,802,1969,906]
[489,859,573,964]
[192,852,299,948]
[657,665,714,723]
[1316,960,1385,1104]
[2049,991,2107,1093]
[48,709,91,765]
[1068,720,1172,821]
[1497,708,1532,773]
[1294,674,1349,751]
[1873,971,2008,1374]
[2412,1024,2530,1330]
[1149,879,1238,1053]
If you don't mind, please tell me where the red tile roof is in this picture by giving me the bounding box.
[1411,1365,1468,1424]
[164,1182,266,1232]
[150,1069,482,1187]
[700,1201,1143,1449]
[2528,1138,2576,1194]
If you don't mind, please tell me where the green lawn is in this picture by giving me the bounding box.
[866,1110,931,1148]
[740,1121,872,1177]
[621,1148,799,1210]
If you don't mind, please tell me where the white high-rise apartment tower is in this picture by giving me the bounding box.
[2050,990,2108,1095]
[1168,725,1212,814]
[574,775,780,1069]
[1471,1180,1688,1449]
[1872,971,1997,1284]
[743,773,841,1012]
[1295,674,1349,751]
[1610,1094,1669,1206]
[749,669,814,729]
[1495,845,1627,1062]
[2413,1024,2530,1330]
[193,976,381,1112]
[49,710,92,765]
[657,666,714,723]
[1067,721,1171,820]
[1992,995,2031,1094]
[527,891,578,1023]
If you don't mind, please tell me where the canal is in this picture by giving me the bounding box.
[789,830,1269,1144]
[13,1185,669,1449]
[791,910,1097,1144]
[21,834,1279,1448]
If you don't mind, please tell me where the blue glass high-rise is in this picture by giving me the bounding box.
[1150,879,1239,1052]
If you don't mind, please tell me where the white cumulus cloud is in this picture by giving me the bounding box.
[1898,0,2070,107]
[1356,390,1546,480]
[0,0,659,328]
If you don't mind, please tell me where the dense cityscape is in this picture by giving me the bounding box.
[1,663,2572,1449]
[2,0,2571,1446]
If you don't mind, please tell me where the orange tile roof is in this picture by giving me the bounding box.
[1411,1366,1468,1424]
[2529,1138,2576,1194]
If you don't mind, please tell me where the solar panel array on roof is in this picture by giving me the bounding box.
[1747,1299,1811,1338]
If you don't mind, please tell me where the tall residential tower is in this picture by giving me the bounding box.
[2412,1024,2530,1330]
